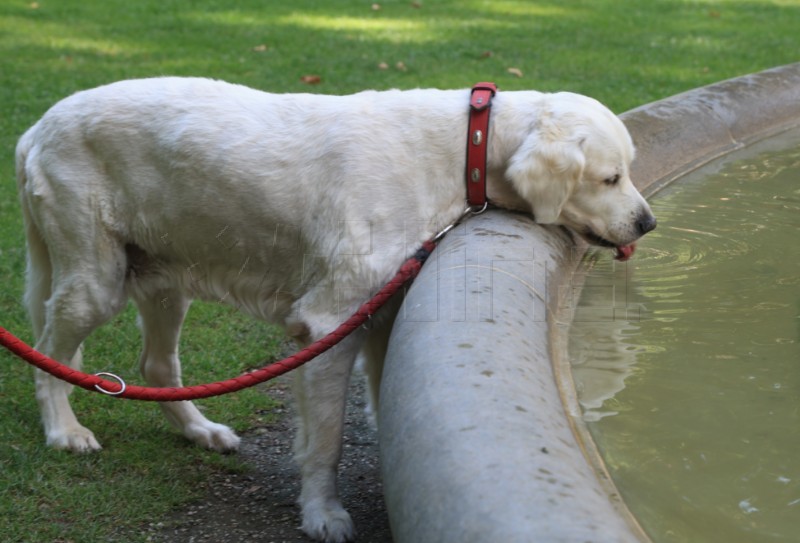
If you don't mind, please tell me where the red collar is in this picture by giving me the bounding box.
[465,82,497,209]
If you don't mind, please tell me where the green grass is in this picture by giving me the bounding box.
[1,0,799,541]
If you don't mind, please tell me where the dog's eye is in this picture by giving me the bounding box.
[604,174,621,186]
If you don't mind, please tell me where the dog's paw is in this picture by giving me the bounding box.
[184,421,241,453]
[46,425,102,453]
[301,500,356,543]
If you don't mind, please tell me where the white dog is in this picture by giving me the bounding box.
[15,78,655,542]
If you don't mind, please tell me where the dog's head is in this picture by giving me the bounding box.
[505,92,656,260]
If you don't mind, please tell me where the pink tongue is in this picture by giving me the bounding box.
[614,244,636,261]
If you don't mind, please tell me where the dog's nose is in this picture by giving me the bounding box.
[636,213,657,236]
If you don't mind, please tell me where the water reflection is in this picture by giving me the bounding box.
[568,134,800,542]
[569,262,647,421]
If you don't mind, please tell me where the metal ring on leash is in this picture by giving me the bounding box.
[469,201,489,215]
[94,372,127,396]
[433,201,491,242]
[433,222,457,242]
[362,314,374,331]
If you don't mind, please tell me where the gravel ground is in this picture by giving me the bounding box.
[143,375,393,543]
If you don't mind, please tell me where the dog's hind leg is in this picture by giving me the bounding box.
[292,321,362,543]
[32,267,128,452]
[34,320,99,453]
[133,290,240,452]
[19,133,130,452]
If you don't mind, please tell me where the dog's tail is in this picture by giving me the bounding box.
[16,124,52,340]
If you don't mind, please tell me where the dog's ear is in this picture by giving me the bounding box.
[505,131,585,224]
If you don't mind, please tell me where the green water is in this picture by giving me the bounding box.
[568,131,800,542]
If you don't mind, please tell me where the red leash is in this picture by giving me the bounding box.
[0,241,436,401]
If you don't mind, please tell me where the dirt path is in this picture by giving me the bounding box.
[143,376,393,543]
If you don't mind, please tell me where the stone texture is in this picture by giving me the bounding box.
[379,63,800,543]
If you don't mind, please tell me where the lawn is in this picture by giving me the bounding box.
[1,0,799,541]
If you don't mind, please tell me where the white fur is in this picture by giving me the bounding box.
[15,77,654,542]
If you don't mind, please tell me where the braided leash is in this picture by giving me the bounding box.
[0,241,436,402]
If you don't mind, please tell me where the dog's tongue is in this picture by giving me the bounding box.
[614,244,636,261]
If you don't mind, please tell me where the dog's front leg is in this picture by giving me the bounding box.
[292,331,361,543]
